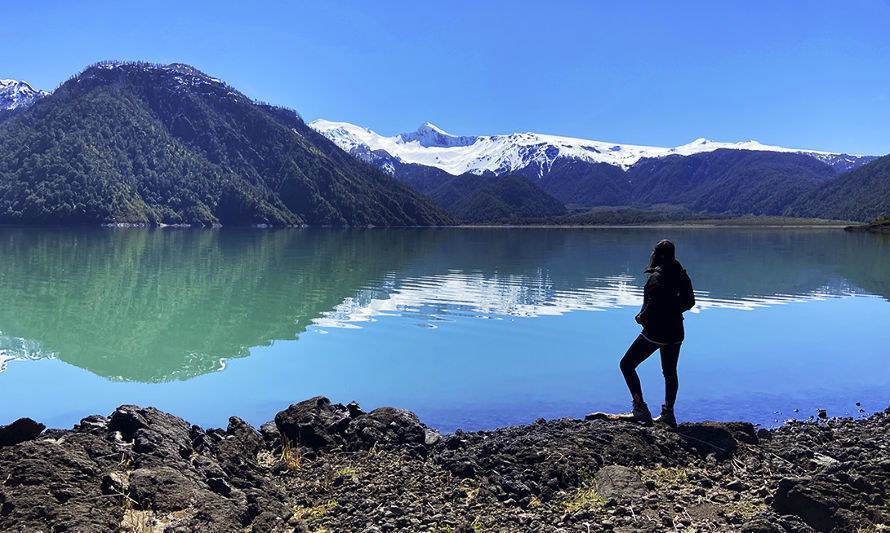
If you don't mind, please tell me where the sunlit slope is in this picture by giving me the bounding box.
[785,154,890,222]
[0,63,453,226]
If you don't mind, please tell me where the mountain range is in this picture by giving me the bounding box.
[1,63,888,225]
[309,120,884,220]
[0,62,452,226]
[311,119,871,176]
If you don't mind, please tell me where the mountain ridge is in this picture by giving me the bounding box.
[0,62,454,226]
[309,119,875,176]
[309,119,881,218]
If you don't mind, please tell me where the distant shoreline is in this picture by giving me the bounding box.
[0,219,858,230]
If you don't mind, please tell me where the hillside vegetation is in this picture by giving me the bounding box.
[429,173,567,222]
[785,153,890,222]
[0,62,453,226]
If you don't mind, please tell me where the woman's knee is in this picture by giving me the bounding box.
[620,356,637,373]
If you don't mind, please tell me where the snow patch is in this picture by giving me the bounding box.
[0,79,49,111]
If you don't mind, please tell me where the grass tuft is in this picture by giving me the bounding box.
[563,486,605,511]
[281,435,302,471]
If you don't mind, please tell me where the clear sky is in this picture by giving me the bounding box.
[2,1,889,155]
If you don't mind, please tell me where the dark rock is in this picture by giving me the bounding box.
[190,424,214,453]
[2,399,889,532]
[214,420,267,487]
[726,479,748,491]
[347,406,426,449]
[773,477,841,532]
[129,466,198,511]
[109,405,192,464]
[260,421,281,448]
[0,418,45,447]
[74,415,107,434]
[274,396,351,450]
[440,456,478,478]
[225,417,263,456]
[347,401,366,418]
[251,510,287,532]
[595,465,646,500]
[207,476,233,496]
[192,454,227,480]
[740,514,789,533]
[676,422,740,459]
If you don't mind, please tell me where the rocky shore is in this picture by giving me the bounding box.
[0,397,887,532]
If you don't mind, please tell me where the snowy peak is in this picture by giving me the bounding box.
[0,79,49,111]
[398,122,478,147]
[309,119,872,177]
[669,138,802,156]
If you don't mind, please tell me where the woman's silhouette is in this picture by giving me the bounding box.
[588,239,694,427]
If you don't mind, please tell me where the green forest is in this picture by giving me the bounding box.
[0,62,453,226]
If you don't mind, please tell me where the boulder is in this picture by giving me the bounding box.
[259,421,281,448]
[0,418,44,447]
[213,417,264,481]
[675,422,742,459]
[347,407,426,449]
[74,415,107,434]
[274,396,352,450]
[129,466,197,511]
[108,405,192,464]
[773,477,841,532]
[595,465,647,500]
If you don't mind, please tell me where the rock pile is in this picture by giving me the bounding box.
[0,397,886,531]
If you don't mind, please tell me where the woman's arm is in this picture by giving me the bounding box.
[636,273,659,325]
[679,270,695,312]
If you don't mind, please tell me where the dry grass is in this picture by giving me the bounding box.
[281,435,302,471]
[562,486,605,511]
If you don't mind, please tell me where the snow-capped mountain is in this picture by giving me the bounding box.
[0,79,49,112]
[310,119,873,176]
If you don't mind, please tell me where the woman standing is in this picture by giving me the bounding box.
[588,239,695,427]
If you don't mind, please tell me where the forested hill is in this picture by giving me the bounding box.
[0,62,454,226]
[626,149,839,216]
[784,153,890,222]
[429,173,567,223]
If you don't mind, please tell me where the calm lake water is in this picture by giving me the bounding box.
[1,227,888,432]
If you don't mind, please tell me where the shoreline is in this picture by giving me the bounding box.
[1,396,887,532]
[0,222,856,230]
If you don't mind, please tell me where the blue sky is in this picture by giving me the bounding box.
[3,1,889,155]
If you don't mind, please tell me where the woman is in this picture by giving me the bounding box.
[588,239,695,427]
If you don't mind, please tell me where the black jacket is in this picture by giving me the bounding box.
[636,263,695,344]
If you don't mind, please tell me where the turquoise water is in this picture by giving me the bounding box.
[0,227,888,431]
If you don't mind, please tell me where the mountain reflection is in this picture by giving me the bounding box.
[0,227,887,382]
[0,228,444,382]
[314,229,888,327]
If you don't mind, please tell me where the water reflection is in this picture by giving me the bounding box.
[0,227,887,382]
[0,228,444,381]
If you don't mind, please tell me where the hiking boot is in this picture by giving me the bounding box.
[616,401,653,426]
[654,405,677,428]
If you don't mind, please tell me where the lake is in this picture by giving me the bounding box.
[0,226,888,432]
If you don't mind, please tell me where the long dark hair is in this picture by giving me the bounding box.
[645,239,680,273]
